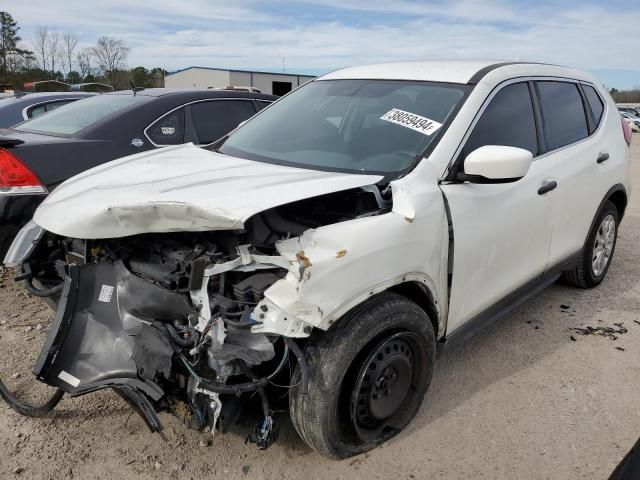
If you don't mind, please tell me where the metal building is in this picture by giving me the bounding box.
[164,67,316,96]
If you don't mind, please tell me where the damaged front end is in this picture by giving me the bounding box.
[10,184,390,448]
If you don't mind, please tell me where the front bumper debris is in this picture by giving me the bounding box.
[33,260,192,432]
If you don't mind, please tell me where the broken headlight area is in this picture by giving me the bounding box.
[26,231,307,448]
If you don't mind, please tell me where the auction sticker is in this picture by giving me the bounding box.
[380,108,442,136]
[98,284,114,303]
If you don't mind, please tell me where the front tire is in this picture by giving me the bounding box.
[563,200,619,288]
[289,292,436,459]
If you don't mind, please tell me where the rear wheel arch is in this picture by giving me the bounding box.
[584,185,626,247]
[607,187,627,220]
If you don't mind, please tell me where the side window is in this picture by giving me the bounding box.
[582,85,604,127]
[536,81,588,150]
[45,100,73,112]
[463,82,538,157]
[189,100,257,144]
[27,100,76,119]
[27,104,47,118]
[147,108,185,146]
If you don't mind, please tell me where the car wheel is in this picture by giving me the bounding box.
[563,200,619,288]
[289,292,436,459]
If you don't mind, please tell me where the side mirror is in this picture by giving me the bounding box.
[459,145,533,183]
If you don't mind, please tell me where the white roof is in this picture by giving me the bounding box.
[318,60,597,86]
[319,60,502,84]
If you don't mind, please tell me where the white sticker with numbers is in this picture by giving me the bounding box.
[98,284,114,303]
[380,108,443,136]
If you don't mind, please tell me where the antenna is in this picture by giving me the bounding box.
[129,80,145,96]
[282,57,285,72]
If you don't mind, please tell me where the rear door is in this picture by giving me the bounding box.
[533,80,607,265]
[440,81,556,333]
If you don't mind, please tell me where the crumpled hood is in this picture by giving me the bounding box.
[34,143,383,239]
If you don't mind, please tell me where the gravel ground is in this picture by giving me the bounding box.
[0,138,639,480]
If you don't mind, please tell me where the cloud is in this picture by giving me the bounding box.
[7,0,640,86]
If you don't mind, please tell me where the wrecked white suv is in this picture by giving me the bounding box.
[3,61,631,459]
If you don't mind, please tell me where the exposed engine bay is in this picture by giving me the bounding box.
[8,186,390,448]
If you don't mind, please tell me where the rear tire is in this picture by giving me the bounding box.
[289,292,436,459]
[563,200,619,289]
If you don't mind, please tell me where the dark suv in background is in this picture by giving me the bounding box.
[0,88,275,256]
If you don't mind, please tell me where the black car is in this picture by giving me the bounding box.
[0,88,276,256]
[0,92,96,128]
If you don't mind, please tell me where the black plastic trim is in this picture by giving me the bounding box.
[467,62,539,85]
[456,172,522,184]
[587,184,627,233]
[528,81,546,154]
[576,83,596,134]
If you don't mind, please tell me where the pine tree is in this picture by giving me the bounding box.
[0,11,33,75]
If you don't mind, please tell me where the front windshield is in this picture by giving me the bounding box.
[220,79,468,174]
[14,94,151,136]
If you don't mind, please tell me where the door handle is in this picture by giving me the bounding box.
[538,180,557,195]
[597,152,609,164]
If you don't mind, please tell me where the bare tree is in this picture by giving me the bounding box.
[91,36,129,83]
[62,31,78,75]
[47,29,60,73]
[76,47,92,78]
[34,26,48,71]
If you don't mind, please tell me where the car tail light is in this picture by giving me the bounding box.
[621,117,632,146]
[0,148,46,194]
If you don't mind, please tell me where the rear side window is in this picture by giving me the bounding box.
[27,100,75,119]
[147,108,185,145]
[16,94,150,135]
[463,82,538,157]
[582,85,604,127]
[536,81,588,150]
[189,100,257,144]
[44,100,73,113]
[27,104,47,118]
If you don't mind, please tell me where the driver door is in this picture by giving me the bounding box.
[440,81,556,334]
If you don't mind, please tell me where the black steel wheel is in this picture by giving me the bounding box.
[289,292,436,459]
[351,332,425,442]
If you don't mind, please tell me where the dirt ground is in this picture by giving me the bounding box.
[0,138,639,480]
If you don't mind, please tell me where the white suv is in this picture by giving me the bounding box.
[5,61,632,459]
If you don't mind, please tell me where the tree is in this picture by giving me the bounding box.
[66,70,81,84]
[47,29,60,74]
[62,31,77,75]
[0,11,32,75]
[76,47,92,79]
[91,36,129,84]
[34,26,48,71]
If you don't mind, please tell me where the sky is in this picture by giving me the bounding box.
[7,0,640,89]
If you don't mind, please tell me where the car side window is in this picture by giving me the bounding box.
[27,104,48,118]
[536,81,589,151]
[463,82,538,158]
[45,100,73,113]
[582,85,604,127]
[189,100,257,144]
[147,108,186,146]
[27,100,75,119]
